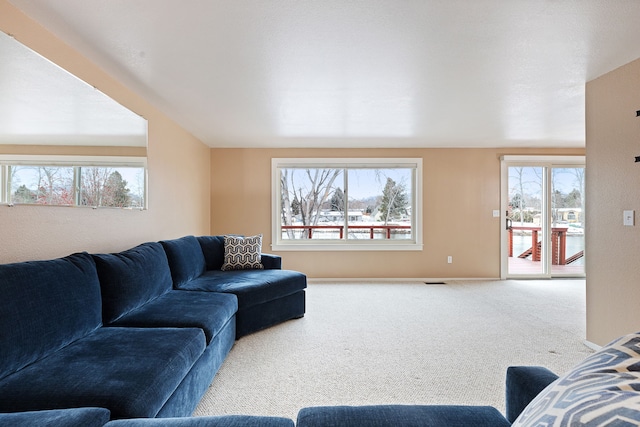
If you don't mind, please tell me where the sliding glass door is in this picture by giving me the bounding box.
[502,157,585,278]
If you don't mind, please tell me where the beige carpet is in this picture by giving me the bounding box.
[193,280,592,421]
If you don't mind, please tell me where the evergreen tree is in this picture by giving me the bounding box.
[330,187,345,212]
[104,171,131,207]
[552,189,565,208]
[379,178,408,223]
[565,189,582,207]
[13,185,36,204]
[509,193,526,223]
[291,195,301,216]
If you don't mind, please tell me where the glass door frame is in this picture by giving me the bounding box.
[500,155,586,279]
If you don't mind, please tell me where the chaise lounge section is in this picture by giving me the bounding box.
[161,235,307,338]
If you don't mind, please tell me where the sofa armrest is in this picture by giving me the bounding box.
[261,253,282,269]
[505,366,559,423]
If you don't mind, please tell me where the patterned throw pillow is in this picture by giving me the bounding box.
[512,332,640,427]
[221,234,264,271]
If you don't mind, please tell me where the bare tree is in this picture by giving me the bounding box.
[80,167,113,206]
[280,169,295,238]
[280,168,342,239]
[510,167,526,225]
[509,167,543,225]
[572,167,586,228]
[35,167,74,205]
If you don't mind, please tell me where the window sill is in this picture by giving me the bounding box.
[271,242,423,251]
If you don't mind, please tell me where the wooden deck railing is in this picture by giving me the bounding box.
[281,224,411,239]
[508,225,582,265]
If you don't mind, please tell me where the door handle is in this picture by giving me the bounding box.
[506,217,512,231]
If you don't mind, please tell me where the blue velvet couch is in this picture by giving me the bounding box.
[0,407,294,427]
[0,235,306,425]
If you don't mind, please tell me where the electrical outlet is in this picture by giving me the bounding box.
[447,256,452,264]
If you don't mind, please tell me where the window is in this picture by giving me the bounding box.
[272,158,422,251]
[0,156,146,209]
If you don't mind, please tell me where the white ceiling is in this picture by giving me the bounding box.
[7,0,640,149]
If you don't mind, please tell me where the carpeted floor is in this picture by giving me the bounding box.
[193,279,592,421]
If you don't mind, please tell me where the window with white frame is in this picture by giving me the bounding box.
[272,158,422,251]
[0,156,147,209]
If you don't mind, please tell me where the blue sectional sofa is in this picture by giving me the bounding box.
[0,235,306,425]
[4,231,640,426]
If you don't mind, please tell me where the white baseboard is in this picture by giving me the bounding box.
[307,277,501,283]
[583,340,602,351]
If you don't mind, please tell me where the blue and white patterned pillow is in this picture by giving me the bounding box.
[513,332,640,427]
[221,234,264,271]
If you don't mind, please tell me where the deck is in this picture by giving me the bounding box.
[508,225,584,276]
[508,256,585,276]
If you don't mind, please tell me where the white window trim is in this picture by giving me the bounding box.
[0,154,147,166]
[0,154,147,209]
[271,158,423,251]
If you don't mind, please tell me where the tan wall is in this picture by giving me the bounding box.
[0,1,211,263]
[585,57,640,346]
[211,147,584,279]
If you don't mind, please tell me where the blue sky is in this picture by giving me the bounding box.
[285,167,412,201]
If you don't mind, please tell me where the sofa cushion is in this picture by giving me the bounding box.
[175,269,307,309]
[296,405,511,427]
[197,235,226,271]
[0,407,111,427]
[161,236,207,287]
[198,235,281,270]
[109,290,238,343]
[513,332,640,426]
[93,242,173,323]
[0,327,206,419]
[221,234,264,271]
[0,252,102,381]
